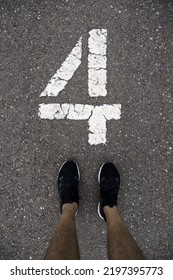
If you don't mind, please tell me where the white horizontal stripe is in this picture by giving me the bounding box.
[38,103,121,145]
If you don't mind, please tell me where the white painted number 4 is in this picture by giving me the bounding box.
[38,29,121,145]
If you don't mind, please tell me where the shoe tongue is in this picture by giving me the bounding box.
[103,193,117,208]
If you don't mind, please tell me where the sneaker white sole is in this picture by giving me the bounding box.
[98,202,104,220]
[98,163,105,184]
[98,163,105,219]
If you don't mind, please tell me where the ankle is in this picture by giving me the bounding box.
[103,205,118,215]
[62,202,78,215]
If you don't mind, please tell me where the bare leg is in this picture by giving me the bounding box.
[44,203,80,260]
[104,206,144,260]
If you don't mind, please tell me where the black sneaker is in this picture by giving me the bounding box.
[98,162,120,221]
[58,160,80,213]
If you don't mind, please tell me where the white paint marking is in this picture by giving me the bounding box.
[88,29,107,97]
[38,29,122,145]
[38,103,121,145]
[38,103,93,120]
[88,105,121,145]
[40,37,82,96]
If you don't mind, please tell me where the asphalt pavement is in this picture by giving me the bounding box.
[1,0,173,259]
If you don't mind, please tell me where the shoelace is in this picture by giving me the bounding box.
[59,176,79,202]
[101,177,119,189]
[59,176,78,188]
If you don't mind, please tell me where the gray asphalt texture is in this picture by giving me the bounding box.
[1,0,173,260]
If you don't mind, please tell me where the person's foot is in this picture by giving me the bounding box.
[98,162,120,221]
[58,160,80,213]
